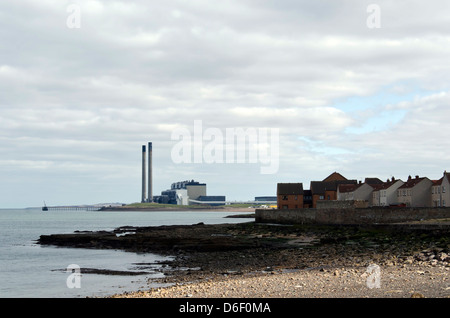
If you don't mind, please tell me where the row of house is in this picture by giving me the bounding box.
[277,171,450,209]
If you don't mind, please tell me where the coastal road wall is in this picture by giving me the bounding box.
[255,207,450,225]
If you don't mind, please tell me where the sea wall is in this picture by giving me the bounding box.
[255,206,450,225]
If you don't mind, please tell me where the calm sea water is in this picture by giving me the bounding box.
[0,208,250,298]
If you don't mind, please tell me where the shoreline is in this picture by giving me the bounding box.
[38,221,450,298]
[99,205,257,212]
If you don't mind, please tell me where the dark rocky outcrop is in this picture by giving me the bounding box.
[38,223,266,253]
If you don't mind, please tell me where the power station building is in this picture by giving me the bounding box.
[140,142,225,206]
[154,180,226,206]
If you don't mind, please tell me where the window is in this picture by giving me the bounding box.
[282,195,288,200]
[443,186,446,193]
[319,195,324,200]
[327,195,331,200]
[294,195,298,200]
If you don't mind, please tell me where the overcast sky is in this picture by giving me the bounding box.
[2,1,450,208]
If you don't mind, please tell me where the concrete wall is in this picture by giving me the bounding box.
[256,206,450,225]
[186,184,207,200]
[316,200,368,209]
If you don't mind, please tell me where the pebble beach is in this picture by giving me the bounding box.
[118,265,449,298]
[102,221,450,299]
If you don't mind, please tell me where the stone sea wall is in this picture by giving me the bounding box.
[255,206,450,225]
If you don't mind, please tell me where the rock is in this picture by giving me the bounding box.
[411,292,425,298]
[404,257,414,264]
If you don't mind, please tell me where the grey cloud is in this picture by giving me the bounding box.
[1,1,450,206]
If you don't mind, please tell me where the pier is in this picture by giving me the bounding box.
[43,205,101,211]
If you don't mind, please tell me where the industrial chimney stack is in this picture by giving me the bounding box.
[141,145,146,203]
[148,142,153,202]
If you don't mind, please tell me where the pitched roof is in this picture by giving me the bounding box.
[364,178,384,185]
[338,183,373,193]
[322,172,347,182]
[338,184,359,193]
[277,183,304,195]
[432,177,443,186]
[398,176,429,189]
[310,180,357,194]
[371,184,385,192]
[372,179,403,191]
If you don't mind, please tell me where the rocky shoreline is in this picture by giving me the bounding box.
[38,221,450,298]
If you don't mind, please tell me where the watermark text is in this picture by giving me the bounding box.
[171,120,279,174]
[367,4,381,29]
[66,264,81,289]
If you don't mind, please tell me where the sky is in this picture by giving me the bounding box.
[1,1,450,208]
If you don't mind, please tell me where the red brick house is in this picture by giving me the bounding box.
[277,183,304,209]
[310,172,357,208]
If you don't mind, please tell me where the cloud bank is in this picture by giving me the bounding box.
[1,1,450,207]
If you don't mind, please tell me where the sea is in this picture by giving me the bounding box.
[0,208,251,298]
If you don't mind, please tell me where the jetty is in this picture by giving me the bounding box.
[42,205,101,211]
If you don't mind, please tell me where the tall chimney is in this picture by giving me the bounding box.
[141,145,146,203]
[148,142,153,203]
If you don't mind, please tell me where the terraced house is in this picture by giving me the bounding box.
[309,172,357,208]
[397,175,433,207]
[276,171,448,209]
[372,177,404,207]
[337,182,373,203]
[432,171,450,207]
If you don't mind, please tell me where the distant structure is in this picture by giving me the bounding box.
[148,142,153,203]
[141,142,153,203]
[141,145,146,203]
[154,180,226,206]
[255,196,277,202]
